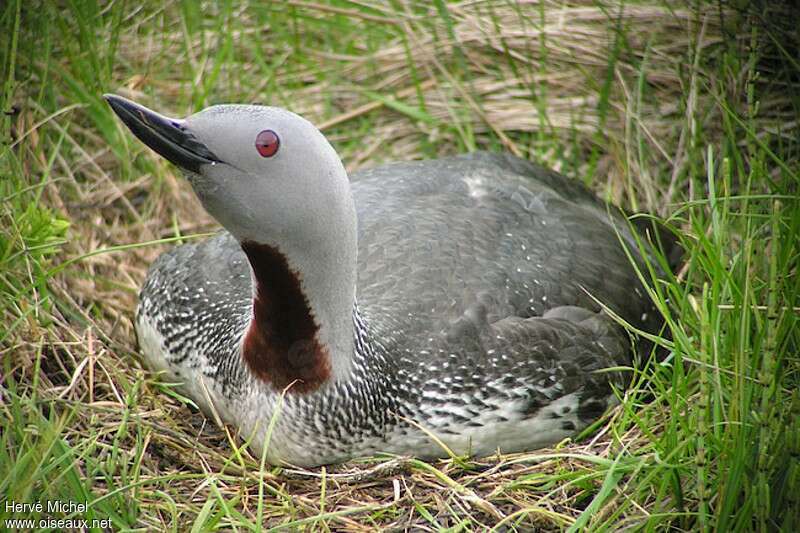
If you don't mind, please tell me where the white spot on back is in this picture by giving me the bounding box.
[463,175,488,198]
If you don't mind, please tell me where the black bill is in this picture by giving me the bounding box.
[104,94,222,173]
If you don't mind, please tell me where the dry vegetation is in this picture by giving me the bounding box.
[2,0,799,531]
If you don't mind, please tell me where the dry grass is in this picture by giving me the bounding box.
[2,0,799,530]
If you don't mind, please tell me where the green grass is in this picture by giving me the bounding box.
[1,0,799,530]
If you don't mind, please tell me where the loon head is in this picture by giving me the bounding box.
[105,94,359,390]
[103,94,355,250]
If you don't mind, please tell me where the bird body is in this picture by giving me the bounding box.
[106,95,664,466]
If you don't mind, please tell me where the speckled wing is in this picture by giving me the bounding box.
[361,299,632,453]
[136,231,252,393]
[351,151,661,366]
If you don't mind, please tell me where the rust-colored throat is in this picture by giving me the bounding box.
[240,240,331,393]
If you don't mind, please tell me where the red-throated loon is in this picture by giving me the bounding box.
[105,94,672,467]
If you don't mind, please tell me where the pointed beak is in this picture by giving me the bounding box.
[104,94,222,173]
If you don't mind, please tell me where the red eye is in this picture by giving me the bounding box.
[255,129,280,157]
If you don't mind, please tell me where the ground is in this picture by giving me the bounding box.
[1,1,799,531]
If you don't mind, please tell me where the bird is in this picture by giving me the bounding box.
[104,93,671,467]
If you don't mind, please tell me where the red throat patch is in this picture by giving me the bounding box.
[240,240,331,393]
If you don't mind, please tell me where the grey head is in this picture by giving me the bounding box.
[105,94,359,381]
[104,95,355,250]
